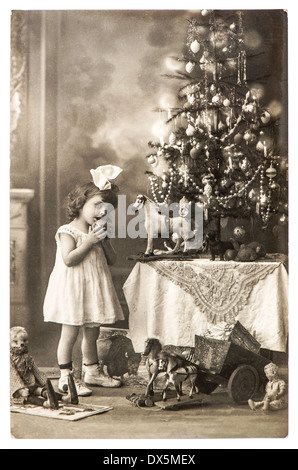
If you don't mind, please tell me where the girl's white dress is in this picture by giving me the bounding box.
[43,224,125,326]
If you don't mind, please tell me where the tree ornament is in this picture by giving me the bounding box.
[244,103,255,113]
[190,147,201,160]
[240,157,250,172]
[244,130,253,142]
[212,94,222,105]
[223,98,231,107]
[230,22,236,31]
[261,111,271,124]
[201,9,210,17]
[234,133,243,145]
[256,141,264,152]
[147,155,157,165]
[279,214,288,226]
[169,132,176,145]
[266,165,277,179]
[219,176,233,190]
[186,61,195,73]
[186,124,196,136]
[187,93,196,104]
[202,172,215,184]
[190,40,200,54]
[204,183,213,198]
[248,188,258,202]
[210,84,217,95]
[260,194,268,206]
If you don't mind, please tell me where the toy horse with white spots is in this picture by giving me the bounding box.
[132,194,197,256]
[158,350,199,402]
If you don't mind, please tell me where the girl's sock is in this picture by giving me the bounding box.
[83,362,99,373]
[59,361,73,378]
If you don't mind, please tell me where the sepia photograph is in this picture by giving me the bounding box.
[6,2,296,449]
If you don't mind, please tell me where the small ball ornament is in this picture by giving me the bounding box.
[279,214,288,226]
[190,147,201,160]
[201,9,210,16]
[234,133,243,145]
[212,94,222,105]
[261,111,271,124]
[223,98,231,107]
[266,165,277,179]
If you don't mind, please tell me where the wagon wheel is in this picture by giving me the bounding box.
[228,365,259,405]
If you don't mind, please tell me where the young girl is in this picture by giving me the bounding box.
[43,165,125,396]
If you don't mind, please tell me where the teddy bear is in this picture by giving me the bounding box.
[10,326,78,408]
[235,241,266,262]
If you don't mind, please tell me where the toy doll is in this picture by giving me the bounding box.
[248,362,287,412]
[10,326,78,408]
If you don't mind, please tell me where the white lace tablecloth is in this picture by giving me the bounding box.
[123,254,288,353]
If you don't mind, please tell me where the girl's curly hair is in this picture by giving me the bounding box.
[65,182,119,221]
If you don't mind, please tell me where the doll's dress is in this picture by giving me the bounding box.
[43,224,124,326]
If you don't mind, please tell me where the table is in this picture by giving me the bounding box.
[123,254,288,353]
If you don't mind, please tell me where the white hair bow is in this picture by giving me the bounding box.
[90,165,123,190]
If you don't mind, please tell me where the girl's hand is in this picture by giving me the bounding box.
[86,222,108,246]
[93,220,108,240]
[94,225,108,241]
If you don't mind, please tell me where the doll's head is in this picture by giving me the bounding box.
[264,362,279,381]
[66,182,119,221]
[10,326,29,355]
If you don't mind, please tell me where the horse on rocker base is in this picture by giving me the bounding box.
[142,338,200,402]
[132,194,198,257]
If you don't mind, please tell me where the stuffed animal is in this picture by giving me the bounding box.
[246,241,267,258]
[224,249,238,261]
[235,241,267,262]
[235,245,258,262]
[205,231,235,261]
[97,335,141,379]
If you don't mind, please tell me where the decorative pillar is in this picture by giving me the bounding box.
[10,188,35,328]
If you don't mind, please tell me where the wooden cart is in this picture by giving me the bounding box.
[194,334,271,405]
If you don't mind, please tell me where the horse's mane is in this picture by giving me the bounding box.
[140,195,156,205]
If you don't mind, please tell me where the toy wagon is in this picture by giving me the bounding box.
[193,322,271,405]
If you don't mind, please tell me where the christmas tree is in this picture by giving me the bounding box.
[144,10,288,236]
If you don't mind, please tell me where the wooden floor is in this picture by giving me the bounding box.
[9,367,289,443]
